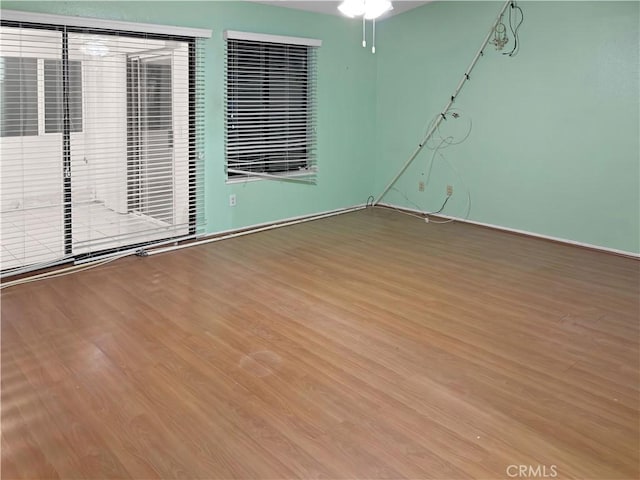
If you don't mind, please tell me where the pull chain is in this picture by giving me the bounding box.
[372,18,376,53]
[362,16,366,47]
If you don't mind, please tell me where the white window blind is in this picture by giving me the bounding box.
[224,30,319,182]
[0,15,208,276]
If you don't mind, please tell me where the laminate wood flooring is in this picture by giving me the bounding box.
[2,208,638,479]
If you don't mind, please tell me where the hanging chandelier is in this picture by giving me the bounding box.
[338,0,393,53]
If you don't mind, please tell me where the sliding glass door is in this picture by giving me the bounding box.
[68,33,191,256]
[0,23,199,273]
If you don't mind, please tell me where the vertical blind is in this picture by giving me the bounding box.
[0,12,208,275]
[224,30,320,181]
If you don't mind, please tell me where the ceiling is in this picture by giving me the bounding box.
[251,1,433,20]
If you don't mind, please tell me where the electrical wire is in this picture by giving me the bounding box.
[424,108,473,151]
[379,190,455,223]
[1,254,74,278]
[381,202,425,220]
[390,107,473,224]
[390,187,449,214]
[423,109,472,192]
[425,157,472,224]
[432,195,450,214]
[503,1,524,57]
[0,251,134,290]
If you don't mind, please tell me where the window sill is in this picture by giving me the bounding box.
[225,168,317,185]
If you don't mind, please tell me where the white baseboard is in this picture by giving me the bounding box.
[201,203,368,239]
[378,202,640,259]
[2,205,368,283]
[145,204,368,256]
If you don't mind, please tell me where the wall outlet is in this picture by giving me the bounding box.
[229,194,236,207]
[418,181,425,192]
[446,185,453,196]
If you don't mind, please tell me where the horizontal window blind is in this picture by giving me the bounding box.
[0,17,207,276]
[224,31,319,182]
[43,59,82,133]
[1,57,38,137]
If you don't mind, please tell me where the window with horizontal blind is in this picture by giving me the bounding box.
[0,57,38,137]
[224,30,320,181]
[0,11,210,276]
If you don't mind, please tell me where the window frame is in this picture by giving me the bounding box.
[223,30,321,183]
[0,56,39,138]
[0,56,84,137]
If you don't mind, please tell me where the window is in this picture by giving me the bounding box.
[224,31,320,181]
[44,59,83,133]
[0,57,83,136]
[1,12,209,275]
[0,57,38,137]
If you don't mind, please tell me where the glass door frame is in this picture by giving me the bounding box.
[0,19,199,273]
[126,53,174,225]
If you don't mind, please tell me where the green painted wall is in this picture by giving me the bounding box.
[374,1,639,254]
[3,1,639,253]
[2,0,377,234]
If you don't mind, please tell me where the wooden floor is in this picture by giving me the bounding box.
[2,208,638,479]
